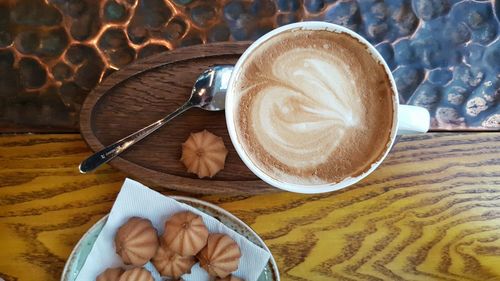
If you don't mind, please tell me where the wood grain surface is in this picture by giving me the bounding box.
[79,42,276,194]
[1,133,500,281]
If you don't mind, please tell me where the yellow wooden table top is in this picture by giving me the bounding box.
[1,133,500,281]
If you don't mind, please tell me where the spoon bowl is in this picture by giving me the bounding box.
[191,65,233,111]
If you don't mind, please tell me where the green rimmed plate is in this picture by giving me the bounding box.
[61,196,279,281]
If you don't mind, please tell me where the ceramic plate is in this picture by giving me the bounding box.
[61,196,280,281]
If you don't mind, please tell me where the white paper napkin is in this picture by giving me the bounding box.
[75,178,271,281]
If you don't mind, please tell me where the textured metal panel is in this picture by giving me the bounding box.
[0,0,498,131]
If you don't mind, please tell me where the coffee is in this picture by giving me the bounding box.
[231,29,395,185]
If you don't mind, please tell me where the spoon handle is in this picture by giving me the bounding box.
[79,102,192,173]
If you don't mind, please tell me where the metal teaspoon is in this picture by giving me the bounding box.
[79,65,234,173]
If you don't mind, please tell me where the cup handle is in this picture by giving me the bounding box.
[397,105,430,135]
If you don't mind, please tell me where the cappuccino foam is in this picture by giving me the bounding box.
[233,29,394,184]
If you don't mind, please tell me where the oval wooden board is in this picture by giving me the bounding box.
[80,42,279,194]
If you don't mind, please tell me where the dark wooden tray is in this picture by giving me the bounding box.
[80,42,278,194]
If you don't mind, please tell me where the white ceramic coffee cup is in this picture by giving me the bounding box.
[225,21,430,194]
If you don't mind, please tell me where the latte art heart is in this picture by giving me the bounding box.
[233,29,394,184]
[249,48,364,169]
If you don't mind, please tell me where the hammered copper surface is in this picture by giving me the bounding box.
[0,0,498,132]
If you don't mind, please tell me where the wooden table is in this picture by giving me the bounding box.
[1,132,500,281]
